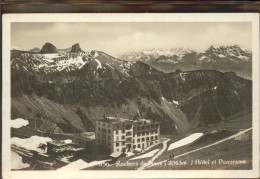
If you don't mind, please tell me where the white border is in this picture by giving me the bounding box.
[2,13,260,179]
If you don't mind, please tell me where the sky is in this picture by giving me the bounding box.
[11,22,252,57]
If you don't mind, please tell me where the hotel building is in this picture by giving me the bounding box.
[95,117,160,153]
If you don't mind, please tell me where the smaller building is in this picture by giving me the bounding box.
[109,151,126,163]
[47,140,85,160]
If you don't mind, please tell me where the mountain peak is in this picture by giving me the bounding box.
[40,43,57,54]
[29,47,40,53]
[70,43,84,53]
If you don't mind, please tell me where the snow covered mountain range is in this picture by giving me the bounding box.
[119,45,252,79]
[10,43,252,135]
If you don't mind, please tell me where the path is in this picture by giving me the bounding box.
[137,138,170,170]
[145,127,252,170]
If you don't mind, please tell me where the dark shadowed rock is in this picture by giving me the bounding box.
[70,43,84,53]
[40,43,57,54]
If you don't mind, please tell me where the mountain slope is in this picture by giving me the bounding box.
[11,44,252,135]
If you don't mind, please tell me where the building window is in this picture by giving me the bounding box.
[126,132,132,136]
[126,124,132,129]
[122,136,125,140]
[137,139,140,142]
[151,136,154,140]
[122,129,125,133]
[98,133,100,137]
[108,136,111,140]
[155,136,158,140]
[98,127,100,131]
[142,132,145,136]
[117,124,119,128]
[122,142,125,145]
[133,139,135,143]
[123,124,125,127]
[108,142,111,145]
[117,136,119,141]
[116,142,119,147]
[146,131,149,135]
[116,130,118,134]
[150,142,153,145]
[133,145,136,149]
[142,138,145,142]
[137,133,140,137]
[137,144,140,148]
[146,137,149,140]
[137,127,140,130]
[142,126,145,130]
[108,129,111,133]
[146,125,150,129]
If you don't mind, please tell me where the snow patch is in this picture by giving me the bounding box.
[179,73,187,81]
[57,159,108,170]
[130,149,159,160]
[11,151,30,170]
[106,63,114,69]
[167,133,204,151]
[234,91,238,96]
[11,118,29,129]
[57,159,89,170]
[126,152,135,157]
[172,99,179,105]
[95,59,102,69]
[11,136,52,152]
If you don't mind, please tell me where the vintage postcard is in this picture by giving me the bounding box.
[2,13,260,178]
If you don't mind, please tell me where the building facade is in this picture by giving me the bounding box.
[95,117,160,153]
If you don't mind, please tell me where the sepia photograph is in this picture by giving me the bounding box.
[2,13,259,178]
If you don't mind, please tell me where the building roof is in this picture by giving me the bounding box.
[133,119,160,125]
[97,117,132,124]
[97,117,160,125]
[109,151,123,158]
[47,140,75,147]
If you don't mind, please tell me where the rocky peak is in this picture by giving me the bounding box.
[40,43,57,54]
[29,47,40,53]
[70,43,84,53]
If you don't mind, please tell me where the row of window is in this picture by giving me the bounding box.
[133,136,158,143]
[97,121,133,129]
[134,130,158,136]
[134,124,159,130]
[98,127,112,133]
[133,140,157,149]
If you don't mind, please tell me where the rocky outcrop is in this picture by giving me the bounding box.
[40,43,57,54]
[70,43,84,53]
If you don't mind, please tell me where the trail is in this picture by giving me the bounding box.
[144,127,252,170]
[137,138,170,170]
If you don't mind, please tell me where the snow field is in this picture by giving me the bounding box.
[167,133,204,151]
